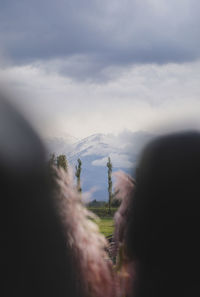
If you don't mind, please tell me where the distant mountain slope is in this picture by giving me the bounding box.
[46,131,155,200]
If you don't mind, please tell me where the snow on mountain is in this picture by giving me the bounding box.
[45,131,155,201]
[69,133,123,159]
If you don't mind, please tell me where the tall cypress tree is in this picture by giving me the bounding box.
[57,154,68,171]
[75,158,82,193]
[107,156,113,214]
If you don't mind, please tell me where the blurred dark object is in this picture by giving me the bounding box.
[0,94,78,297]
[126,132,200,297]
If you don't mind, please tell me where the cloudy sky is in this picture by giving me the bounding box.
[0,0,200,139]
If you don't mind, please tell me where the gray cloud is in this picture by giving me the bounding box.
[0,0,200,80]
[1,60,199,139]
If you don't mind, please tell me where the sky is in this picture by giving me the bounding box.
[0,0,200,139]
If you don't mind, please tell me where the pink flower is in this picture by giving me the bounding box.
[113,171,136,297]
[55,167,117,297]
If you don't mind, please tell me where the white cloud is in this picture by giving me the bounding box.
[1,60,200,139]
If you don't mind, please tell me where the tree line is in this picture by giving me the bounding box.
[48,153,82,193]
[48,154,120,212]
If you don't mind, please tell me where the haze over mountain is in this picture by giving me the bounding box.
[45,134,79,156]
[46,130,155,201]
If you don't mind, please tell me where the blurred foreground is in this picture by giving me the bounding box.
[1,93,200,297]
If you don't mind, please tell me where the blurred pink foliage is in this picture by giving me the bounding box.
[113,171,136,297]
[52,167,137,297]
[55,167,117,297]
[113,171,135,246]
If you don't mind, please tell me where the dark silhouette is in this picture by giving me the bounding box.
[126,132,200,297]
[75,158,82,193]
[107,157,113,214]
[0,94,79,297]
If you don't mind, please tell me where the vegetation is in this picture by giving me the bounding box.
[95,218,114,237]
[48,153,119,237]
[57,154,68,171]
[88,207,117,218]
[107,157,113,214]
[88,205,117,237]
[87,199,107,207]
[75,158,82,193]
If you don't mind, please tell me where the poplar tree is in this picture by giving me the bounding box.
[75,158,82,193]
[107,156,113,214]
[57,154,68,171]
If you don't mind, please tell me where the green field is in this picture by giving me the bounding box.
[95,217,114,237]
[88,207,117,218]
[88,207,117,237]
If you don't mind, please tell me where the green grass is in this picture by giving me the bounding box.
[95,217,114,237]
[88,207,117,218]
[88,206,117,237]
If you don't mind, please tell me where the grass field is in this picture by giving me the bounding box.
[88,207,117,218]
[88,207,117,237]
[94,217,114,237]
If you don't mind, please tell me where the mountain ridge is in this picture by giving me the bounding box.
[45,130,155,200]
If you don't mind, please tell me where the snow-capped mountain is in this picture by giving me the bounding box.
[45,131,155,201]
[69,133,132,166]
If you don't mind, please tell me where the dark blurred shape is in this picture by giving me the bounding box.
[126,132,200,297]
[0,94,78,297]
